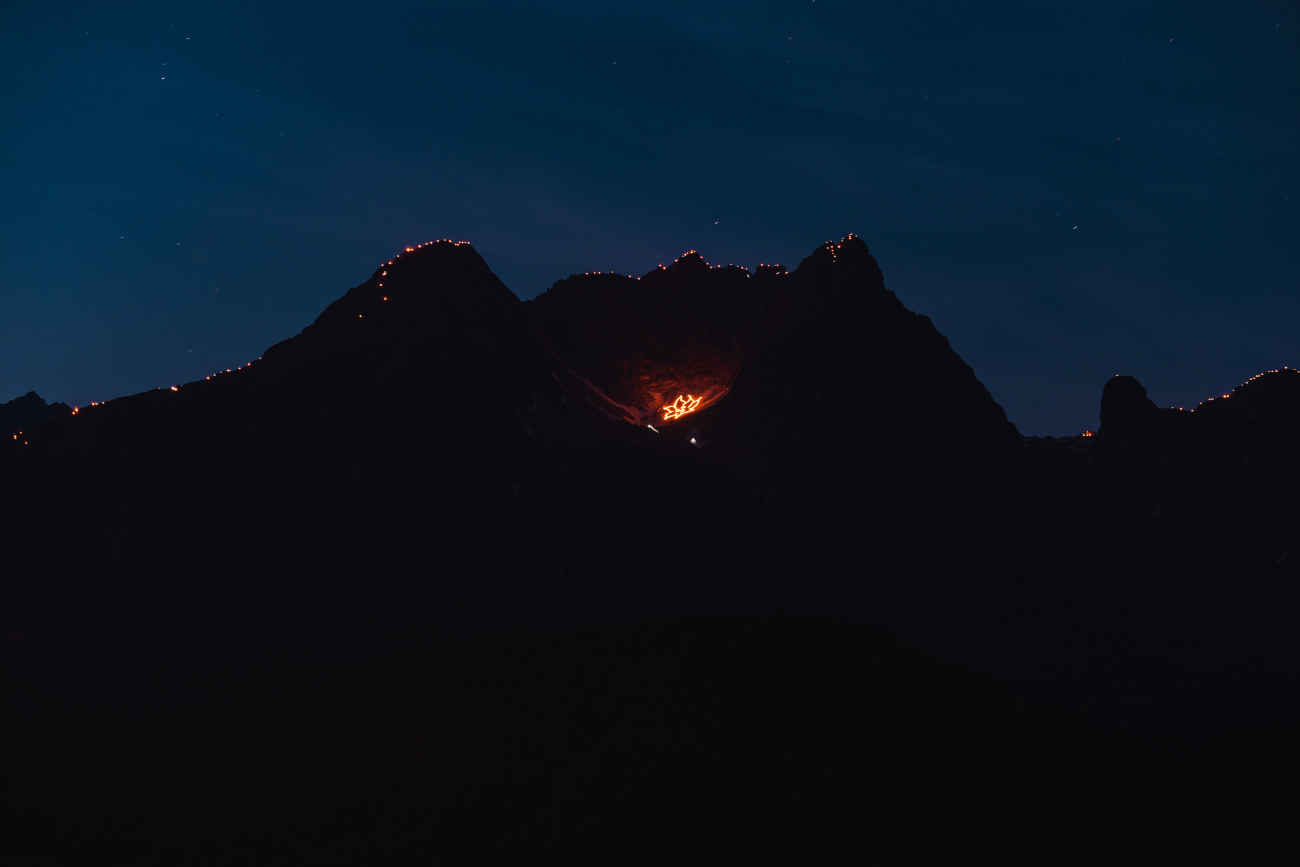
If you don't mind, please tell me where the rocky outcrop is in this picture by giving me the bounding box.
[708,235,1018,460]
[0,391,71,437]
[1098,374,1158,443]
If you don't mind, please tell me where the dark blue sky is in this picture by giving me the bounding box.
[2,1,1296,435]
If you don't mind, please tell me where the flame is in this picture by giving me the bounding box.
[662,394,702,421]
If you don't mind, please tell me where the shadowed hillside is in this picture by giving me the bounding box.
[2,237,1297,862]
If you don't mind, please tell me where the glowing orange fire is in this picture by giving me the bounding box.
[662,394,703,421]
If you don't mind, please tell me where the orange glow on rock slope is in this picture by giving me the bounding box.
[662,394,703,421]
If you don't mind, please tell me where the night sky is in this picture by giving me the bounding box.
[3,1,1296,435]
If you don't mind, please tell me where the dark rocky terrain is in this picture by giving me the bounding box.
[0,390,71,438]
[2,236,1297,862]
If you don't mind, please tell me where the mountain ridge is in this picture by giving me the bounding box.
[2,234,1297,861]
[4,235,1295,695]
[0,390,71,437]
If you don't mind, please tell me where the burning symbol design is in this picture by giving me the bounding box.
[662,394,703,421]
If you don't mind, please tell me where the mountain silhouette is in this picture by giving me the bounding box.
[2,237,1296,861]
[0,390,71,437]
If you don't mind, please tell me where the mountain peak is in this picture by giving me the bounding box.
[1098,374,1159,443]
[254,238,526,388]
[361,238,508,305]
[0,390,72,436]
[791,232,884,290]
[815,232,868,258]
[658,249,711,277]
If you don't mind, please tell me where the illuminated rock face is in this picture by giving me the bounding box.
[527,252,781,425]
[527,236,1019,454]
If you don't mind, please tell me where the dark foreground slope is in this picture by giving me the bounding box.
[2,238,1298,862]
